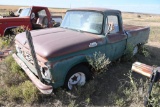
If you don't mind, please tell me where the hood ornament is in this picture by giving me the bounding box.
[89,42,97,47]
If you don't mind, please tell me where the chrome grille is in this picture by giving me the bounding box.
[16,45,34,65]
[23,51,34,65]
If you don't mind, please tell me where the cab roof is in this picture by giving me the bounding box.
[68,7,121,14]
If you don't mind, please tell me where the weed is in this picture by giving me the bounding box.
[12,25,30,35]
[3,55,14,68]
[3,55,25,76]
[87,51,110,74]
[7,80,38,103]
[85,97,91,104]
[2,55,27,88]
[128,70,138,91]
[4,73,26,86]
[68,100,78,107]
[115,98,126,107]
[113,71,148,106]
[139,45,150,57]
[0,38,4,49]
[7,85,22,101]
[11,61,22,74]
[77,80,96,98]
[54,80,97,106]
[0,88,6,96]
[21,80,38,103]
[122,44,134,61]
[0,37,12,49]
[146,82,160,106]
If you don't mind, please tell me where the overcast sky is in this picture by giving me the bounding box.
[1,0,160,14]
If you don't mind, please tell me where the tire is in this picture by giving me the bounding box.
[133,45,138,56]
[64,65,92,90]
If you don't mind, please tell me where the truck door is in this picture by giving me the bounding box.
[105,15,127,60]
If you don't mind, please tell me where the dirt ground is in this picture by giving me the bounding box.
[0,5,160,107]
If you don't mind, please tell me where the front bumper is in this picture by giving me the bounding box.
[12,53,53,94]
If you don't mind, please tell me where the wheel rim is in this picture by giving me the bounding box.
[68,72,86,90]
[133,46,138,56]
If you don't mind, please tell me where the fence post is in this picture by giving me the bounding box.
[26,30,43,82]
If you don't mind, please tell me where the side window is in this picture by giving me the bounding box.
[38,10,47,17]
[105,15,119,34]
[37,9,48,27]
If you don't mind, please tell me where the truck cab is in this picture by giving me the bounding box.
[61,8,128,60]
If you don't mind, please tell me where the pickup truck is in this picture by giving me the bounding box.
[0,6,62,36]
[13,7,150,94]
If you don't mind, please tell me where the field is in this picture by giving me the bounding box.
[0,5,160,107]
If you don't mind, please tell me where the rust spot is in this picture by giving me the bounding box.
[124,24,150,36]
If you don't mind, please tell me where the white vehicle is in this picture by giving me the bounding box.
[15,7,26,16]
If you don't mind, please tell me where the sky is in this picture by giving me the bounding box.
[1,0,160,14]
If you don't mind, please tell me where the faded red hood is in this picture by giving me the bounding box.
[0,17,30,22]
[15,28,103,58]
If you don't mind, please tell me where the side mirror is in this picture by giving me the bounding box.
[105,24,111,36]
[105,23,115,36]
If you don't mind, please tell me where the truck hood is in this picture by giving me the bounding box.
[0,17,30,22]
[15,28,104,59]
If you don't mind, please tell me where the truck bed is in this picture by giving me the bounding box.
[124,24,150,46]
[124,24,149,33]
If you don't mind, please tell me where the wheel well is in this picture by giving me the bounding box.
[70,62,91,72]
[4,27,16,36]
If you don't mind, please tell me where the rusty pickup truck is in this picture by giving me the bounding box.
[13,7,150,94]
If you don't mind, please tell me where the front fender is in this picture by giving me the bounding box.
[51,55,88,88]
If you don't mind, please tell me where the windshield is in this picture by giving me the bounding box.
[61,11,103,34]
[19,8,31,17]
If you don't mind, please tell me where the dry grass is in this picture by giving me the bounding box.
[0,5,160,107]
[123,12,160,42]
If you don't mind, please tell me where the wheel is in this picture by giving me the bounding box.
[64,65,92,90]
[133,45,138,56]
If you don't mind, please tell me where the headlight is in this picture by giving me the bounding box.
[41,67,52,83]
[45,62,52,69]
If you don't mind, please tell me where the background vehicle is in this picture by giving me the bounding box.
[13,7,150,94]
[0,6,62,37]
